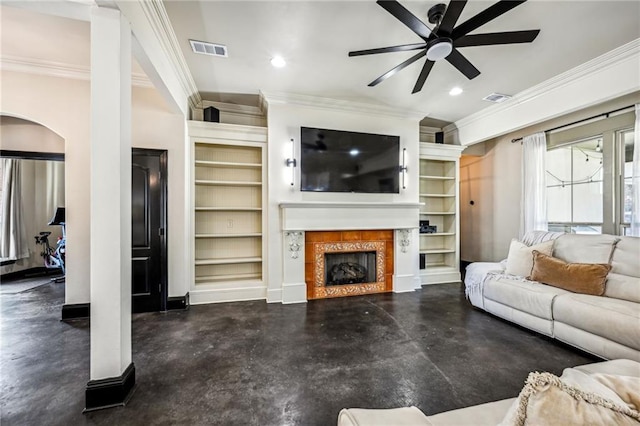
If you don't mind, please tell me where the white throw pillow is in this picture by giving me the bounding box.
[505,239,554,277]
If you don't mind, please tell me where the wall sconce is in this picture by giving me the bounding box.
[285,138,296,186]
[399,147,408,189]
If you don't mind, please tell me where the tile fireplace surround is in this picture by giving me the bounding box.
[305,230,393,299]
[279,202,421,303]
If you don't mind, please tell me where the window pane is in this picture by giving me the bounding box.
[573,181,603,223]
[547,185,571,222]
[546,136,603,233]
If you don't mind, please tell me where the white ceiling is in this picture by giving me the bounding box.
[2,1,639,126]
[164,0,640,124]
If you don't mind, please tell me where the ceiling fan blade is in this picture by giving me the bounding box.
[412,60,435,94]
[445,48,480,80]
[377,0,432,40]
[438,0,467,35]
[455,30,540,47]
[349,43,427,57]
[368,49,427,87]
[452,0,527,39]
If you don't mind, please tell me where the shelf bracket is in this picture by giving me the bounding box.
[399,229,411,253]
[285,231,303,259]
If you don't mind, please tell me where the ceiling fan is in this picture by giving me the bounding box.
[349,0,540,94]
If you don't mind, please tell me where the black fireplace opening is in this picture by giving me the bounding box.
[325,251,376,286]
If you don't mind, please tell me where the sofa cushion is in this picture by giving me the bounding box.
[553,234,619,264]
[606,236,640,303]
[553,293,640,351]
[505,239,555,277]
[529,250,611,296]
[484,275,570,320]
[498,371,640,426]
[337,407,430,426]
[428,398,515,426]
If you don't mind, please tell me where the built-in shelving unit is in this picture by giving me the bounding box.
[418,142,465,284]
[189,121,267,304]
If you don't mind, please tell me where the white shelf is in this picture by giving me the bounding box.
[195,273,261,283]
[195,257,262,266]
[419,232,455,236]
[423,264,458,271]
[419,175,455,180]
[195,180,262,187]
[195,233,262,239]
[419,193,455,198]
[195,207,262,211]
[195,160,261,169]
[420,249,456,254]
[420,211,456,215]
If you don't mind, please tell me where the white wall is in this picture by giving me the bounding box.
[0,70,188,302]
[265,99,421,302]
[460,140,521,262]
[1,116,65,152]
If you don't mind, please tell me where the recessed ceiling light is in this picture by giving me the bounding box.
[349,149,360,156]
[449,87,463,96]
[271,56,286,68]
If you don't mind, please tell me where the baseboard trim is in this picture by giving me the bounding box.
[84,363,136,412]
[1,266,62,281]
[189,286,266,305]
[61,303,90,320]
[167,293,189,310]
[281,282,307,304]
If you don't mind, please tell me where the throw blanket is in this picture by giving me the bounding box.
[464,262,505,301]
[464,231,564,302]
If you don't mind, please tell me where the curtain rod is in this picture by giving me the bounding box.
[510,105,635,143]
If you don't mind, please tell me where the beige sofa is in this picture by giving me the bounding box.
[338,359,640,425]
[466,233,640,362]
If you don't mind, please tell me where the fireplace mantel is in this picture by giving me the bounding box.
[280,201,421,231]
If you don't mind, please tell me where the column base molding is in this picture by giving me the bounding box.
[84,363,136,412]
[167,293,189,310]
[61,303,90,320]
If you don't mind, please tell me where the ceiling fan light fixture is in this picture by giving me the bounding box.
[270,56,286,68]
[426,38,453,61]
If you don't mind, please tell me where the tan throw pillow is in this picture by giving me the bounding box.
[528,250,611,296]
[505,239,555,277]
[499,371,640,426]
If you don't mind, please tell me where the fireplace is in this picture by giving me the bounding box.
[325,251,376,285]
[305,230,394,299]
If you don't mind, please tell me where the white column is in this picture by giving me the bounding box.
[89,6,132,380]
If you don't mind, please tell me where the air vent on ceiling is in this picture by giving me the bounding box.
[482,93,512,103]
[189,40,228,57]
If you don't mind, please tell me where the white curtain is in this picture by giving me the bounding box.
[0,158,29,261]
[630,104,640,236]
[46,161,65,220]
[520,132,548,239]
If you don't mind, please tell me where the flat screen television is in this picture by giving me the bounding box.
[300,127,400,193]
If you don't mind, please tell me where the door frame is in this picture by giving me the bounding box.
[132,148,168,312]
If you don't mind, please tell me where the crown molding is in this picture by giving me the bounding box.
[260,91,428,121]
[0,55,152,87]
[444,38,640,142]
[135,0,201,110]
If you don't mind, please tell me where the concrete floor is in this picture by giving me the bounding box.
[1,280,596,425]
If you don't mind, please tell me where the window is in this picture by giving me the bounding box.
[546,137,603,234]
[620,129,636,235]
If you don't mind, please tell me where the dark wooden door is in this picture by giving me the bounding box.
[131,149,167,313]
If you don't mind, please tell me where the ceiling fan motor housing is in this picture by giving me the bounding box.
[428,3,447,24]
